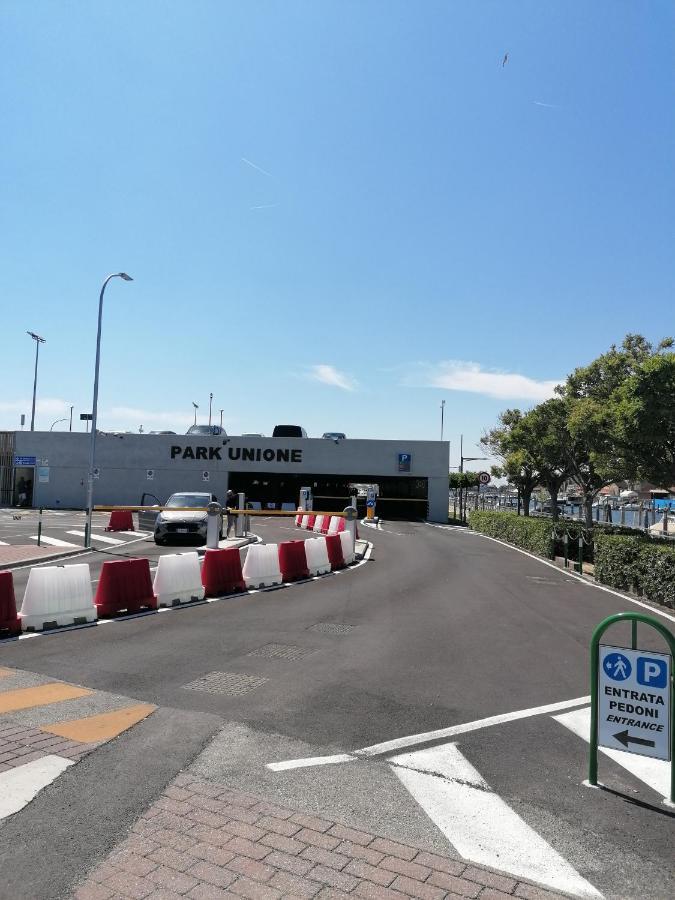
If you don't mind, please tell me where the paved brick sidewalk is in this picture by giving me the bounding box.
[0,543,86,569]
[74,773,567,900]
[0,720,97,772]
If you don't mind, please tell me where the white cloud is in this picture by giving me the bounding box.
[308,364,358,392]
[420,361,561,401]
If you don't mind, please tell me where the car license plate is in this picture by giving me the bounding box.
[177,528,188,533]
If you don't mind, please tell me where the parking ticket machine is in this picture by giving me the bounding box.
[299,487,313,511]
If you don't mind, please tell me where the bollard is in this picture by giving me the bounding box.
[563,533,568,568]
[236,492,246,538]
[342,505,357,553]
[578,536,584,574]
[664,508,669,535]
[37,507,43,547]
[206,501,221,549]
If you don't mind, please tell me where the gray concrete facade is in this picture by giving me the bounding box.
[9,432,450,521]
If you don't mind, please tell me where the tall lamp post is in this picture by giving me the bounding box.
[457,434,488,521]
[69,405,74,432]
[219,409,224,430]
[27,331,46,431]
[208,393,213,427]
[50,418,68,431]
[440,400,445,441]
[84,273,133,547]
[192,402,199,426]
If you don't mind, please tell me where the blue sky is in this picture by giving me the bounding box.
[2,1,673,468]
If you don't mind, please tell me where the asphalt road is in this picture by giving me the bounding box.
[1,518,673,899]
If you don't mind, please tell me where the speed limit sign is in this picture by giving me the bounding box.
[478,471,491,485]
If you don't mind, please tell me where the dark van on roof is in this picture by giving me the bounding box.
[272,425,308,438]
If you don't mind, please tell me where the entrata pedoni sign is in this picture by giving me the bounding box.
[598,644,671,761]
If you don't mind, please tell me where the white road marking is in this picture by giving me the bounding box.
[391,743,602,898]
[553,706,671,803]
[0,755,74,820]
[356,695,591,758]
[66,530,125,546]
[0,540,8,545]
[29,535,79,548]
[430,524,675,625]
[267,754,356,772]
[118,530,151,537]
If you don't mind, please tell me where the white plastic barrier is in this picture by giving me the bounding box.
[153,552,205,607]
[242,543,283,588]
[327,516,340,535]
[304,537,331,576]
[301,515,310,529]
[20,563,97,631]
[313,515,326,534]
[339,530,355,565]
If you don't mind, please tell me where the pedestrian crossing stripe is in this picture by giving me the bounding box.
[40,703,156,743]
[29,535,78,548]
[0,682,92,713]
[66,530,125,545]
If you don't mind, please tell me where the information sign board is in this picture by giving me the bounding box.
[398,453,411,472]
[598,644,671,761]
[14,455,36,466]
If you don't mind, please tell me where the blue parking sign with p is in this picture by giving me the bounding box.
[637,656,668,689]
[398,453,411,472]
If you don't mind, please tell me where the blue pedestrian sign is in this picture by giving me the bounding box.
[14,455,36,466]
[598,644,671,760]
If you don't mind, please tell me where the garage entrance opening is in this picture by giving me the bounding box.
[229,472,428,519]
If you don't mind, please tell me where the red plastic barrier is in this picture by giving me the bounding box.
[278,541,309,582]
[106,510,134,532]
[295,513,302,527]
[306,514,316,530]
[337,518,346,533]
[320,517,330,534]
[325,534,345,570]
[202,547,246,597]
[0,571,21,636]
[94,558,157,616]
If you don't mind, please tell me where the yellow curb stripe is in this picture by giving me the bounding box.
[0,667,15,679]
[40,703,156,743]
[0,683,92,713]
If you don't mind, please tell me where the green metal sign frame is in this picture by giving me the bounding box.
[589,611,675,804]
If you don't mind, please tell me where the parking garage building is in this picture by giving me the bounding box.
[1,432,450,521]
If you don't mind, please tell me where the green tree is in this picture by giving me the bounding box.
[520,399,572,521]
[560,334,674,526]
[481,410,539,516]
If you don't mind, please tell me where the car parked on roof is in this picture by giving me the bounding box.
[186,424,226,436]
[153,491,222,546]
[272,425,307,437]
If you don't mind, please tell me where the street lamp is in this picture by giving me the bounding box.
[84,272,133,547]
[50,418,68,431]
[27,331,46,431]
[69,405,74,432]
[192,402,199,426]
[219,408,224,429]
[208,392,213,427]
[440,400,445,441]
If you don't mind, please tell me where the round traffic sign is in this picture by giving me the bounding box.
[478,471,491,485]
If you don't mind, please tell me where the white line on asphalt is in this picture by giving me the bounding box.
[355,695,591,757]
[552,706,671,803]
[66,530,126,546]
[391,743,602,898]
[118,530,151,537]
[267,754,357,772]
[29,535,79,548]
[0,755,74,820]
[428,524,675,625]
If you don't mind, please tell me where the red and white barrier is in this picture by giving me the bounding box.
[154,552,205,607]
[21,563,97,631]
[106,510,134,532]
[202,548,246,597]
[304,537,331,576]
[279,541,309,582]
[243,543,283,588]
[0,571,21,636]
[312,515,326,534]
[95,558,157,616]
[325,534,345,570]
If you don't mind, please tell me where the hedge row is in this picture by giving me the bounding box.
[467,510,675,608]
[467,511,554,557]
[594,533,675,608]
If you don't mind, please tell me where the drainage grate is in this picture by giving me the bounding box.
[308,622,356,635]
[247,644,317,661]
[182,671,268,695]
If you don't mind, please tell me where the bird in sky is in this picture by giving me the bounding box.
[502,53,508,67]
